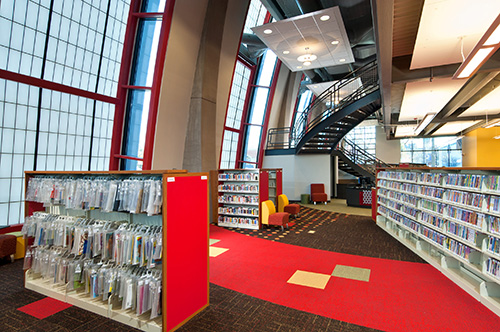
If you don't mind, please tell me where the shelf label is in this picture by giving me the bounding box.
[201,176,207,180]
[167,177,175,182]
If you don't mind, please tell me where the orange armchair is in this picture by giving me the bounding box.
[311,183,328,204]
[261,200,289,230]
[278,194,300,218]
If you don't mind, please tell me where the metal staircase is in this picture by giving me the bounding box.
[333,138,392,181]
[266,61,380,155]
[265,61,392,181]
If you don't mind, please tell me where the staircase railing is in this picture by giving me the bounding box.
[336,138,392,176]
[266,61,378,150]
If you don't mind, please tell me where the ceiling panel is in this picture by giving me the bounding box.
[398,78,466,122]
[395,125,417,138]
[252,6,354,72]
[431,121,480,136]
[459,85,500,117]
[410,0,500,69]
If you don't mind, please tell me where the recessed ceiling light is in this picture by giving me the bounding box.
[297,66,303,69]
[320,15,330,21]
[303,61,312,66]
[283,50,290,54]
[263,29,272,34]
[339,58,346,62]
[331,40,339,45]
[297,54,317,62]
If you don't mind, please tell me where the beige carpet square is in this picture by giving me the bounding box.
[332,265,371,282]
[287,270,331,289]
[209,247,229,257]
[209,239,221,245]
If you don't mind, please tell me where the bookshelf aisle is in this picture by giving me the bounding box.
[376,167,500,317]
[23,170,209,332]
[211,169,282,230]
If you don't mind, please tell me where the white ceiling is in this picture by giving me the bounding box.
[395,125,417,138]
[410,0,500,69]
[398,77,466,122]
[252,6,354,72]
[431,121,480,136]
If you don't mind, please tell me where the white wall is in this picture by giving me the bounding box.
[376,124,400,164]
[263,154,331,201]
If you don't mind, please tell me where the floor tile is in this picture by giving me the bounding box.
[209,247,229,257]
[332,265,371,282]
[287,270,331,289]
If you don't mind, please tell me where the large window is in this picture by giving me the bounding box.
[400,136,462,167]
[345,125,376,156]
[0,0,130,226]
[240,49,279,168]
[220,59,253,169]
[219,0,280,169]
[112,0,173,171]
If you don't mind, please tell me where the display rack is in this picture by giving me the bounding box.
[376,167,500,317]
[211,169,282,230]
[23,170,209,332]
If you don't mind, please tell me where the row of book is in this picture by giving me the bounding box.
[420,199,445,214]
[218,206,259,216]
[487,236,500,256]
[217,216,258,226]
[421,225,446,246]
[445,206,484,229]
[420,173,444,185]
[386,191,418,207]
[385,199,419,218]
[218,195,259,204]
[444,238,475,260]
[446,221,477,245]
[420,211,445,229]
[420,186,445,199]
[487,215,500,235]
[445,174,483,190]
[486,257,500,279]
[443,190,485,209]
[218,173,259,181]
[218,184,258,192]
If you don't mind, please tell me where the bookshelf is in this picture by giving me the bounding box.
[23,170,209,332]
[211,169,282,230]
[376,167,500,317]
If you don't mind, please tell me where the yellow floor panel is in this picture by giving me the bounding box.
[209,247,229,257]
[287,270,331,289]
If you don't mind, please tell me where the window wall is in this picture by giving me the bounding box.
[116,0,168,170]
[400,136,462,167]
[345,125,376,156]
[219,0,280,169]
[0,0,130,226]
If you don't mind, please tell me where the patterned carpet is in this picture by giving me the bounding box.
[229,206,426,263]
[0,206,425,331]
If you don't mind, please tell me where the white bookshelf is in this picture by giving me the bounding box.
[376,168,500,317]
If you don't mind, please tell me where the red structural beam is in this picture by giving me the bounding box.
[142,0,177,170]
[109,0,142,171]
[0,69,118,105]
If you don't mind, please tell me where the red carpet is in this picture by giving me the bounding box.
[18,297,72,319]
[209,225,500,332]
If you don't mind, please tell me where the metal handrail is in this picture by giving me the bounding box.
[291,61,378,147]
[266,61,379,151]
[336,138,392,175]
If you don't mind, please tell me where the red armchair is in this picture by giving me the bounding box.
[311,183,328,204]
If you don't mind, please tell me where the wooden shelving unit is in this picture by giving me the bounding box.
[23,170,209,332]
[376,167,500,317]
[211,169,282,230]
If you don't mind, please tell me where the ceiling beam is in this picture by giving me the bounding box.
[392,55,459,83]
[371,0,394,134]
[423,71,500,135]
